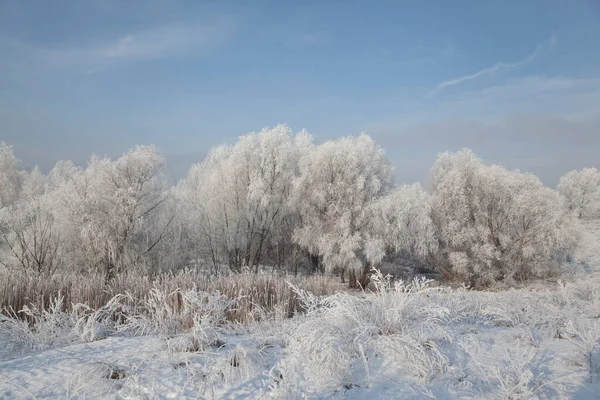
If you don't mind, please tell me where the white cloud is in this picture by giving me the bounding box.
[436,35,557,90]
[367,75,600,134]
[1,20,237,74]
[363,73,600,185]
[444,75,600,118]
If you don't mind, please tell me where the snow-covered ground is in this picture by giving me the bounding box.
[2,223,600,399]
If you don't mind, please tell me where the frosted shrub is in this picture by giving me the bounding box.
[272,289,362,394]
[430,149,581,287]
[287,310,356,390]
[165,289,235,352]
[123,286,236,354]
[0,312,33,359]
[568,282,600,318]
[268,286,368,394]
[368,272,451,381]
[558,168,600,219]
[72,294,129,342]
[563,320,600,383]
[369,269,447,336]
[269,270,451,396]
[487,345,566,399]
[460,338,571,399]
[18,293,77,349]
[377,333,449,381]
[124,287,182,338]
[180,289,236,327]
[0,293,77,358]
[482,293,563,339]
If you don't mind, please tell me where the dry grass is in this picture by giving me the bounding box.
[0,268,342,324]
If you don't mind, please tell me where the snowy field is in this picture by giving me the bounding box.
[1,222,600,399]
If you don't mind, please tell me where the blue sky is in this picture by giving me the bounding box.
[1,0,599,185]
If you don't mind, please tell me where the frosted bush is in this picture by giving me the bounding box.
[459,338,572,399]
[17,293,77,349]
[0,293,79,359]
[72,294,129,342]
[558,168,600,219]
[482,294,564,339]
[0,312,32,359]
[122,286,236,355]
[267,270,453,396]
[377,333,449,381]
[123,287,182,338]
[430,149,581,287]
[563,320,600,383]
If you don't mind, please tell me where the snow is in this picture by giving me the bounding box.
[2,222,600,399]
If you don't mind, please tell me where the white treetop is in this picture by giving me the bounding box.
[558,168,600,219]
[291,134,394,275]
[430,149,580,287]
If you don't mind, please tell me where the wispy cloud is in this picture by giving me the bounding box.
[446,75,600,118]
[1,20,237,74]
[364,73,600,186]
[436,35,557,90]
[366,74,600,143]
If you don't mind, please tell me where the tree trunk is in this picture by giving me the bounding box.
[349,269,357,288]
[340,267,345,283]
[309,253,320,273]
[358,262,372,289]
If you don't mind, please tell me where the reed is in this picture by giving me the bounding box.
[0,268,342,323]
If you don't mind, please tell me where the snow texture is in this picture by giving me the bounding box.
[1,221,600,399]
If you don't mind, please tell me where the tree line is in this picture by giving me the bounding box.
[0,126,598,288]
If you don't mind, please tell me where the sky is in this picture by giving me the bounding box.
[1,0,599,186]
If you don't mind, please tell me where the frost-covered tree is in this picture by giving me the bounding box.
[292,134,394,287]
[49,146,173,281]
[430,149,580,287]
[368,183,439,268]
[46,160,78,191]
[21,166,46,199]
[0,142,22,208]
[0,160,57,276]
[558,168,600,219]
[0,196,60,276]
[178,125,310,273]
[93,146,172,280]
